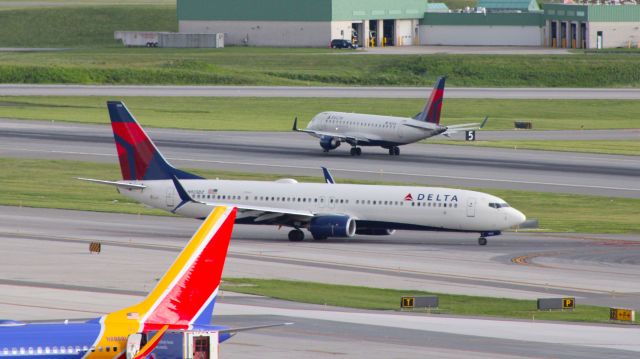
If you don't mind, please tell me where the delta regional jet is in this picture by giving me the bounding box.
[293,76,487,156]
[0,206,288,358]
[81,101,525,246]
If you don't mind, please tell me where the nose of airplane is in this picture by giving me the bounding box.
[509,208,527,227]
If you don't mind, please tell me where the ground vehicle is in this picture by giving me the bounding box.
[330,39,356,49]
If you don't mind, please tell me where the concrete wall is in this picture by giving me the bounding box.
[179,21,331,47]
[418,25,544,46]
[587,22,640,49]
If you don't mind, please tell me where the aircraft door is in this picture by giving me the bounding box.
[466,198,476,217]
[166,188,176,207]
[126,334,143,359]
[193,336,210,359]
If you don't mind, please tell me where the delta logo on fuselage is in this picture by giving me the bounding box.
[404,193,459,202]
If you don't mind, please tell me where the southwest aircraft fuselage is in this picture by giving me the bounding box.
[118,180,526,233]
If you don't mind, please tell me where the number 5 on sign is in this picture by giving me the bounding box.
[465,131,476,141]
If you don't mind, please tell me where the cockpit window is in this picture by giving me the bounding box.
[488,203,510,209]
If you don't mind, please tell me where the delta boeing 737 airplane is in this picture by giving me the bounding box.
[81,101,525,246]
[293,77,487,156]
[0,206,286,358]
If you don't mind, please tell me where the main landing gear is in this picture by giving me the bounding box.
[350,147,362,156]
[478,237,487,246]
[388,146,400,156]
[288,229,304,242]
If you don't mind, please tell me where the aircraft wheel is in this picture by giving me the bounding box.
[394,147,400,156]
[356,147,362,156]
[388,148,394,155]
[350,148,357,156]
[288,229,304,242]
[478,237,487,246]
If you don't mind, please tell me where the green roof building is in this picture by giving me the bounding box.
[177,0,426,47]
[176,1,640,49]
[477,0,540,12]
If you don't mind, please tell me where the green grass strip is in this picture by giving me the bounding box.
[222,278,621,324]
[428,140,640,156]
[1,97,639,131]
[1,157,639,233]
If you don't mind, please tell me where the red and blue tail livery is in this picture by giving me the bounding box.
[108,101,202,181]
[0,206,268,358]
[415,76,445,125]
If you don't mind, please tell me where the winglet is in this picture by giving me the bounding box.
[170,175,202,213]
[321,167,335,184]
[292,117,299,131]
[480,116,489,129]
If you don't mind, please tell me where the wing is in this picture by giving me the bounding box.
[292,117,371,144]
[171,176,315,225]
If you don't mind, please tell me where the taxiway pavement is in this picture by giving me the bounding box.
[1,119,638,198]
[0,206,639,358]
[2,84,640,99]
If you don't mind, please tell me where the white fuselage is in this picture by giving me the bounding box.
[118,179,526,233]
[307,111,443,145]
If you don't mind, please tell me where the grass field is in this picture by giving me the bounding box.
[0,6,176,48]
[1,97,638,132]
[2,6,640,86]
[222,278,617,324]
[3,46,640,87]
[429,140,640,156]
[2,157,639,234]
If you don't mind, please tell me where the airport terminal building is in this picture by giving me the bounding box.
[177,0,640,49]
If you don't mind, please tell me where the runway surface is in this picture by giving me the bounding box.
[0,206,639,358]
[1,119,638,198]
[2,84,640,99]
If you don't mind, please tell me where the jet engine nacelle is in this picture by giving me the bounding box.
[309,215,356,238]
[355,228,396,236]
[319,135,341,151]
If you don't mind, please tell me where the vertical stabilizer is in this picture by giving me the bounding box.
[107,101,202,181]
[102,206,237,332]
[414,77,446,124]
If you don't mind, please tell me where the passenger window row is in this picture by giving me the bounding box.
[1,345,117,355]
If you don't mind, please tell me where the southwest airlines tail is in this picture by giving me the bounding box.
[414,76,446,125]
[103,206,237,332]
[107,101,202,181]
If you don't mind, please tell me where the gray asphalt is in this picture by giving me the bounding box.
[2,84,640,99]
[1,119,638,198]
[1,206,639,358]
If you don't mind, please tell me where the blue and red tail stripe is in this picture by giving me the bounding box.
[107,101,202,181]
[416,77,446,125]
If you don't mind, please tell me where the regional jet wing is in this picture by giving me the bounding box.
[292,117,371,144]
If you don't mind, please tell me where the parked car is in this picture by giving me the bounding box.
[330,39,357,49]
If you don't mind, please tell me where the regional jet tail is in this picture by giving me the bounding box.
[293,76,487,156]
[81,101,525,245]
[0,206,290,358]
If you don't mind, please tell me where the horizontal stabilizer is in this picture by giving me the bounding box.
[219,322,293,335]
[77,177,146,189]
